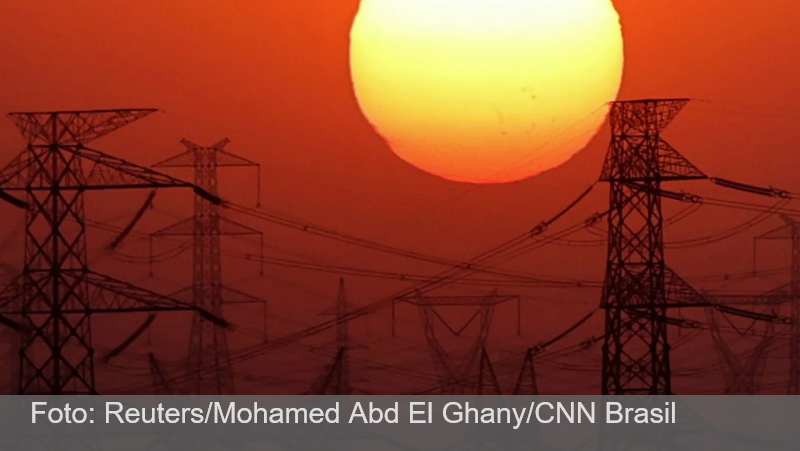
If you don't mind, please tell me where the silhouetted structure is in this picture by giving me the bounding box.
[599,99,707,395]
[396,291,517,394]
[755,215,800,394]
[0,110,226,394]
[148,352,174,396]
[707,305,775,394]
[152,138,262,395]
[475,347,502,395]
[310,278,352,395]
[512,348,539,395]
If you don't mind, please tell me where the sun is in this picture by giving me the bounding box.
[350,0,624,184]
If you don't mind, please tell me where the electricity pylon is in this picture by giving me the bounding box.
[475,348,502,395]
[0,110,227,394]
[599,99,795,396]
[512,348,539,395]
[395,291,518,394]
[310,278,353,395]
[599,99,707,395]
[706,306,775,394]
[151,138,262,395]
[755,215,800,394]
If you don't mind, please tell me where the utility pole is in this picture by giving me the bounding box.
[151,138,262,395]
[599,99,707,395]
[0,110,227,394]
[754,215,800,394]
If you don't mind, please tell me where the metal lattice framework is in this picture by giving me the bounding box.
[310,278,352,395]
[395,292,517,394]
[148,352,173,396]
[599,99,707,395]
[475,348,502,395]
[0,109,227,394]
[512,347,539,395]
[151,138,262,395]
[755,215,800,394]
[706,305,776,395]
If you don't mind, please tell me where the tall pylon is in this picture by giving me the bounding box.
[309,278,352,395]
[0,110,227,394]
[599,99,707,395]
[151,138,262,395]
[754,215,800,394]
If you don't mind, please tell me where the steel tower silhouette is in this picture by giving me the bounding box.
[754,215,800,394]
[152,138,261,395]
[310,278,352,395]
[599,99,706,395]
[0,110,226,394]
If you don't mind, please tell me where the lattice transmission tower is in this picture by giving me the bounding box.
[512,348,539,395]
[394,291,518,394]
[754,215,800,394]
[599,99,708,395]
[310,278,352,395]
[151,138,262,395]
[0,110,227,394]
[706,305,775,394]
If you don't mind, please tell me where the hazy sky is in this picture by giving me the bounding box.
[1,0,799,395]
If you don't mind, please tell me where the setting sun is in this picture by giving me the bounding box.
[350,0,624,183]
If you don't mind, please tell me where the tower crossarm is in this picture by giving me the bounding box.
[600,99,706,182]
[79,146,211,195]
[606,99,690,135]
[705,283,792,324]
[153,139,260,169]
[151,216,261,237]
[662,268,789,322]
[396,294,518,307]
[0,271,228,327]
[0,144,221,205]
[221,286,268,305]
[8,109,157,146]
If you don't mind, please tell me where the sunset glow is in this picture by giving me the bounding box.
[350,0,625,183]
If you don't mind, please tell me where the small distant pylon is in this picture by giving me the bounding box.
[706,285,790,395]
[395,291,518,395]
[476,348,502,395]
[707,309,774,395]
[512,348,539,395]
[146,327,173,396]
[755,215,800,394]
[148,352,173,396]
[310,278,353,395]
[151,138,263,395]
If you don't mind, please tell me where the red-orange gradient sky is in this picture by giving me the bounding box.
[1,0,800,395]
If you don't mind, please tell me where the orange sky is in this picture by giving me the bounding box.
[1,0,800,394]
